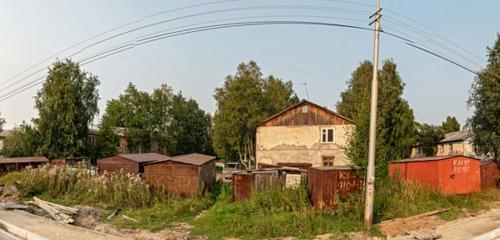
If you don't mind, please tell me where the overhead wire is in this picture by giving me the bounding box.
[2,0,375,88]
[0,4,371,94]
[0,1,493,102]
[0,20,376,102]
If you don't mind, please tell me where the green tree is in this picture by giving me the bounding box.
[441,116,460,134]
[35,60,99,159]
[102,83,152,153]
[89,122,119,160]
[102,83,212,156]
[2,123,41,157]
[468,34,500,160]
[415,123,443,157]
[337,60,416,178]
[212,61,299,168]
[167,92,213,155]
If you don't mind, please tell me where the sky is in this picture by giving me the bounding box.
[0,0,498,129]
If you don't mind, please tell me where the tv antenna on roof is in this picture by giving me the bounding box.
[300,82,310,100]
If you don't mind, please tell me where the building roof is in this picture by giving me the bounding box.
[0,156,49,164]
[257,99,354,127]
[391,155,480,163]
[439,129,472,143]
[118,153,169,163]
[146,153,216,166]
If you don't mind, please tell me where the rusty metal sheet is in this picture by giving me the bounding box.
[308,167,363,210]
[389,156,482,195]
[232,173,255,202]
[481,161,500,190]
[143,160,215,198]
[97,156,139,174]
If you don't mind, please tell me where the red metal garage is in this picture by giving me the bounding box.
[480,160,500,189]
[389,155,481,194]
[97,153,169,175]
[144,153,216,198]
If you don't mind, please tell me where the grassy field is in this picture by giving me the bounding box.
[2,165,500,239]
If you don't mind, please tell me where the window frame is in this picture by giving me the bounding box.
[320,127,335,143]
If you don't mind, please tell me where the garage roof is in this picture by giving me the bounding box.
[119,153,169,163]
[391,155,480,163]
[146,153,216,166]
[0,156,49,164]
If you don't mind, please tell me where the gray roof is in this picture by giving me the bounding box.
[146,153,216,166]
[0,156,49,164]
[391,155,480,163]
[439,129,472,143]
[119,153,169,163]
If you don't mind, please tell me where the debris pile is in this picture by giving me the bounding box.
[27,197,79,224]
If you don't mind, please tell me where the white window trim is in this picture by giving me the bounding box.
[320,127,335,143]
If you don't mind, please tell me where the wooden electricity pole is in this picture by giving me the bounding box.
[364,0,382,229]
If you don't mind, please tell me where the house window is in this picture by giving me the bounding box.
[301,106,309,113]
[440,144,444,153]
[322,156,335,166]
[449,144,453,153]
[321,128,335,143]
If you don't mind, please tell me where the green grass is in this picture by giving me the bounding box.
[191,185,366,239]
[3,166,500,239]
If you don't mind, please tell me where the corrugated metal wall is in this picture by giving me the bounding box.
[97,156,139,174]
[307,167,363,210]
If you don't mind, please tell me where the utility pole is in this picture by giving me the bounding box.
[364,0,382,230]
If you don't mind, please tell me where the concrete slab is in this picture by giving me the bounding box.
[0,210,124,240]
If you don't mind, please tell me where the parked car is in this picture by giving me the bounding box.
[223,162,241,182]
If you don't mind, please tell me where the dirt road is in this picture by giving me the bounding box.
[390,208,500,240]
[0,209,124,240]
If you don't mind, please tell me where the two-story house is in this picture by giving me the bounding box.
[410,129,482,159]
[255,100,354,169]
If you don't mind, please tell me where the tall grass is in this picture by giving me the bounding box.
[192,185,365,239]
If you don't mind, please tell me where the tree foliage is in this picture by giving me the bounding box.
[441,116,460,134]
[337,60,416,179]
[89,122,119,160]
[415,123,443,157]
[468,34,500,160]
[35,60,99,159]
[212,61,299,168]
[2,123,41,157]
[101,83,212,156]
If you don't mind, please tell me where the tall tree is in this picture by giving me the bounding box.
[102,83,212,156]
[212,61,299,169]
[441,116,460,134]
[415,123,443,157]
[35,60,99,159]
[468,34,500,160]
[337,60,416,178]
[167,93,213,155]
[102,83,152,153]
[2,122,41,157]
[88,121,119,160]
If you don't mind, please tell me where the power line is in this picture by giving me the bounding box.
[0,18,492,102]
[0,5,371,94]
[383,17,484,69]
[0,20,376,103]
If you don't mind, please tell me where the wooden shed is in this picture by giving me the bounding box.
[0,156,49,173]
[481,160,500,189]
[389,155,481,195]
[97,153,168,175]
[307,166,363,210]
[144,153,216,198]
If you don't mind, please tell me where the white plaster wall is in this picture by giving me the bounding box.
[256,125,354,167]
